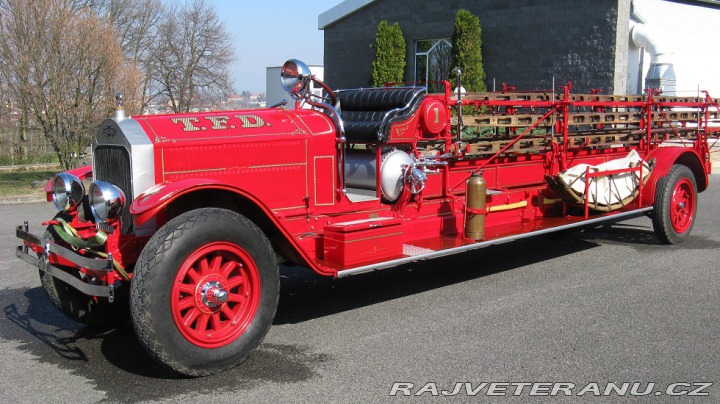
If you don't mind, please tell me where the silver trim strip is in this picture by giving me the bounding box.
[47,243,113,272]
[15,226,43,246]
[336,207,654,278]
[16,226,113,272]
[15,247,113,298]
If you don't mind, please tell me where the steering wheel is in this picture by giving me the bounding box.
[312,77,338,107]
[281,59,338,107]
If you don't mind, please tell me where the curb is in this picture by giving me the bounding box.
[0,163,60,173]
[0,193,47,205]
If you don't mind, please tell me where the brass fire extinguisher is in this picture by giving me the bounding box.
[464,172,487,240]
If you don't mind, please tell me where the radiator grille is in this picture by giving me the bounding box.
[94,146,133,233]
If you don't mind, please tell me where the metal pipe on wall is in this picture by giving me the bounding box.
[630,1,677,95]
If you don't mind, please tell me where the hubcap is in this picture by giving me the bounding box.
[202,281,229,308]
[171,242,261,348]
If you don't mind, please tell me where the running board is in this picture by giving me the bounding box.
[336,207,653,277]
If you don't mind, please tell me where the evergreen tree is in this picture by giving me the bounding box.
[370,20,406,87]
[450,10,486,92]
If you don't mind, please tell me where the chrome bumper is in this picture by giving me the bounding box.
[15,223,117,302]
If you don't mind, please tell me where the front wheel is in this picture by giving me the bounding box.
[130,208,279,376]
[652,164,697,244]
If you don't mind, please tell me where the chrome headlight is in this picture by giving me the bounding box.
[52,173,85,211]
[89,180,126,222]
[281,59,311,99]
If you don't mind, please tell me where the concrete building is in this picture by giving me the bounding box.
[319,0,720,96]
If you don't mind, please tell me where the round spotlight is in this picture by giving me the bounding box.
[52,173,85,211]
[89,180,126,222]
[280,59,311,99]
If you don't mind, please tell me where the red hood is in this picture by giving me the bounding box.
[133,107,334,145]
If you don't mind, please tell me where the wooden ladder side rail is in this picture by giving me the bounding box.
[463,111,718,128]
[448,106,559,192]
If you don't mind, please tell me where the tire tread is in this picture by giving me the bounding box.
[130,208,277,376]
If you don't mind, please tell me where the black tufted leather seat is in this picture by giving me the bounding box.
[336,87,426,142]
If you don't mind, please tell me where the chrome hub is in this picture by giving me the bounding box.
[201,281,229,308]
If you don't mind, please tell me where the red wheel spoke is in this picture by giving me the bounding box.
[220,305,236,320]
[195,313,210,332]
[186,268,200,283]
[182,307,200,326]
[211,313,222,330]
[210,255,223,272]
[227,276,244,289]
[198,258,210,276]
[227,292,245,303]
[178,283,195,295]
[177,296,195,311]
[220,261,237,279]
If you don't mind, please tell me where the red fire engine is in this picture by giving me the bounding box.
[16,59,719,375]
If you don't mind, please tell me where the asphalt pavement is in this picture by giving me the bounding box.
[0,177,718,403]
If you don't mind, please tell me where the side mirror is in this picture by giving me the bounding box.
[281,59,312,99]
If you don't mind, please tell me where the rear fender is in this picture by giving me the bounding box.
[642,147,707,204]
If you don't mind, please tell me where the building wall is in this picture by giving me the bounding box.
[324,0,629,93]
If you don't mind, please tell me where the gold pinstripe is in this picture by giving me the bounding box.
[164,167,227,175]
[314,156,335,206]
[247,162,305,169]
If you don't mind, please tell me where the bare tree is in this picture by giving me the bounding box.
[95,0,164,114]
[0,0,141,170]
[0,73,9,158]
[0,0,234,167]
[154,0,234,113]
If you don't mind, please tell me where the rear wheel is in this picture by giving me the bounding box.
[652,164,697,244]
[130,208,279,376]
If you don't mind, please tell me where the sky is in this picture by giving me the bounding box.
[210,0,344,94]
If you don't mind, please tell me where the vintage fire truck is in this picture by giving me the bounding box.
[16,59,719,375]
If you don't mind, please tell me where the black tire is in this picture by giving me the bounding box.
[130,208,279,376]
[652,164,697,244]
[39,214,128,327]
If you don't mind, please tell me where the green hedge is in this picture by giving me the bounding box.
[450,10,486,92]
[370,20,406,86]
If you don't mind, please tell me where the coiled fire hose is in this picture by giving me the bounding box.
[49,218,130,281]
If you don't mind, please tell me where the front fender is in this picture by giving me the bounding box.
[129,177,331,275]
[130,178,268,225]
